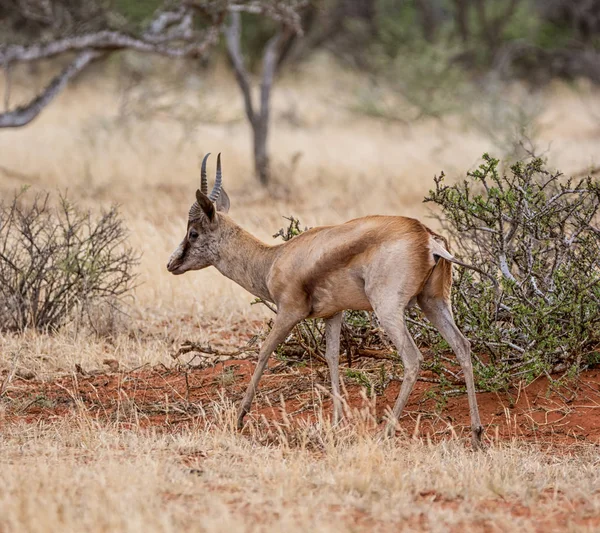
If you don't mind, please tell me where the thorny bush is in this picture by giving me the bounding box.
[0,189,138,332]
[258,156,600,393]
[425,154,600,389]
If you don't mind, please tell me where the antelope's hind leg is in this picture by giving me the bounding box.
[325,312,343,425]
[418,293,484,449]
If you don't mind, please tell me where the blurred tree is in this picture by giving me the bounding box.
[452,0,470,43]
[0,0,306,186]
[224,10,298,185]
[0,1,214,127]
[296,0,600,83]
[268,0,377,69]
[538,0,600,44]
[1,0,599,184]
[0,2,304,124]
[473,0,522,58]
[222,0,379,184]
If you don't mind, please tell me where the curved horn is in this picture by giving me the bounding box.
[209,153,222,202]
[200,153,211,195]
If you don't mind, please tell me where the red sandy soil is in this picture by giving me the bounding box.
[2,358,600,445]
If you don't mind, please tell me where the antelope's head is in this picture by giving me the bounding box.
[167,153,230,275]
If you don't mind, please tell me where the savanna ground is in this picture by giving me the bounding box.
[1,55,600,531]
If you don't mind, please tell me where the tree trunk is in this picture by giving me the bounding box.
[224,13,292,186]
[252,117,269,185]
[474,0,521,59]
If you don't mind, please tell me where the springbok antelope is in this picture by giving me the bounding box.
[167,154,487,448]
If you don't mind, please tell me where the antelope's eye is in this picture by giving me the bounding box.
[189,230,199,240]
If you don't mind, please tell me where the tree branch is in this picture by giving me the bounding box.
[0,2,306,131]
[3,60,11,112]
[147,7,192,36]
[0,26,220,64]
[0,4,224,129]
[0,50,102,128]
[228,1,308,35]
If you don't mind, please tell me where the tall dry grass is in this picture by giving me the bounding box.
[1,401,599,532]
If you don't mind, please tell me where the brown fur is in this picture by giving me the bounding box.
[264,216,437,318]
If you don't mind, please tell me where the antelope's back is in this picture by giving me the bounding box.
[268,216,437,318]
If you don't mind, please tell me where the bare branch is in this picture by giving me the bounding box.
[3,61,11,112]
[0,25,220,64]
[147,7,191,35]
[0,50,102,128]
[228,0,308,35]
[0,4,223,129]
[185,0,307,32]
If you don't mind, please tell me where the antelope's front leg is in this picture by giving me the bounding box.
[237,312,302,429]
[325,312,343,425]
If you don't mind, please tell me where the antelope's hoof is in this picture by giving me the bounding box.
[236,409,248,431]
[472,426,486,451]
[377,423,396,441]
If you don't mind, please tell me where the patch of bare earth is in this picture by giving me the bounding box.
[4,358,600,444]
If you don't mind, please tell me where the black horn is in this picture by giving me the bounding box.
[201,153,211,195]
[209,153,222,202]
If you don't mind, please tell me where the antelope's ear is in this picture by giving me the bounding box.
[196,190,215,222]
[215,187,230,213]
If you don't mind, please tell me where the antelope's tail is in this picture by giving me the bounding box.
[430,239,499,290]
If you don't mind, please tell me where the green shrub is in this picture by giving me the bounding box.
[425,154,600,388]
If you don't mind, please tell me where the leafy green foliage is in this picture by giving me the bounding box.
[425,154,600,388]
[272,216,307,241]
[338,0,600,95]
[112,0,163,25]
[344,368,373,395]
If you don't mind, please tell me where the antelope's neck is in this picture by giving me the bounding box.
[213,216,280,303]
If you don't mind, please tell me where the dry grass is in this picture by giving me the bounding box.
[1,54,600,532]
[1,402,600,532]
